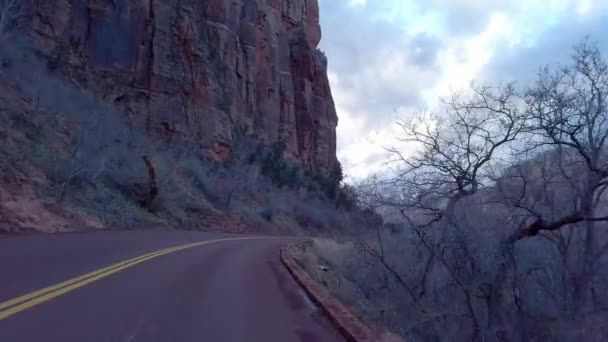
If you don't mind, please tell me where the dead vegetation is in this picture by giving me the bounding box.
[304,39,608,342]
[0,34,362,235]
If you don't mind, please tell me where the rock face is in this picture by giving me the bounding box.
[29,0,338,172]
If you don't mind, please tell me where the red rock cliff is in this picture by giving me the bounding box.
[29,0,338,172]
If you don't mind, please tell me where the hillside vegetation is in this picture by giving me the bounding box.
[0,32,364,235]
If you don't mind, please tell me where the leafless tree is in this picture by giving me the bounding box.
[331,39,608,342]
[56,110,107,201]
[385,83,528,222]
[511,39,608,240]
[492,39,608,322]
[348,84,530,340]
[221,133,262,210]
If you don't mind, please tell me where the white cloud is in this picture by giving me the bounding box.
[427,13,515,101]
[348,0,366,7]
[320,0,608,180]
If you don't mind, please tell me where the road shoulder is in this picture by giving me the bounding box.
[281,244,402,342]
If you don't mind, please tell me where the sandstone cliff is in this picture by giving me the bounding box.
[29,0,338,172]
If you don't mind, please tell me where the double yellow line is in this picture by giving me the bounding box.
[0,237,263,320]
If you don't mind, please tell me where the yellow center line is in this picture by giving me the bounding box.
[0,245,190,312]
[0,237,269,320]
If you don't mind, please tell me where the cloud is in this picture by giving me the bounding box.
[319,0,608,180]
[348,0,366,7]
[481,5,608,85]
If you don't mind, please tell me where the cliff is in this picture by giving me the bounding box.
[29,0,338,172]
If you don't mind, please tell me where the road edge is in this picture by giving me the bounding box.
[281,244,396,342]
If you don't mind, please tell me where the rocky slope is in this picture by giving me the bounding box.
[30,0,338,172]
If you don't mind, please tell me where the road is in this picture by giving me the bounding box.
[0,230,344,342]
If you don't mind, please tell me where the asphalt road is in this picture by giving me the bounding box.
[0,230,344,342]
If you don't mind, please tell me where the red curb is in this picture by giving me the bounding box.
[281,244,387,342]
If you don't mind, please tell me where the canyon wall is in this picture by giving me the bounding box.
[29,0,338,172]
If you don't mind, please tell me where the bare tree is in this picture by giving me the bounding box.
[222,132,261,210]
[385,83,528,222]
[511,39,608,240]
[332,39,608,342]
[492,39,608,321]
[56,110,108,201]
[351,84,528,340]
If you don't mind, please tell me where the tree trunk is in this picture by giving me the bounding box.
[486,241,516,342]
[142,155,158,212]
[573,175,599,315]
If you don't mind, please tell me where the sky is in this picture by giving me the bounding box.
[318,0,608,180]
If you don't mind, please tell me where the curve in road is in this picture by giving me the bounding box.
[0,230,344,342]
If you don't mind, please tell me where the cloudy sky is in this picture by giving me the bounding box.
[318,0,608,180]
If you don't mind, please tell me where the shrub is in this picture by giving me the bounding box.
[259,208,273,222]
